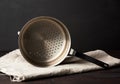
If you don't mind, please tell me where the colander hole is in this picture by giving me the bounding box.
[29,52,32,55]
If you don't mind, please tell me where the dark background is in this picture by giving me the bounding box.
[0,0,120,52]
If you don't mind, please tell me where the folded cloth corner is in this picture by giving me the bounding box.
[0,49,120,82]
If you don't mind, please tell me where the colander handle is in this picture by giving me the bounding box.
[69,49,109,69]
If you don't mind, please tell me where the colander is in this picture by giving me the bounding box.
[18,16,109,68]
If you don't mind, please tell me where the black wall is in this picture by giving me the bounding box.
[0,0,120,52]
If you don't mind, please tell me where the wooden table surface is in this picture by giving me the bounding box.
[0,50,120,84]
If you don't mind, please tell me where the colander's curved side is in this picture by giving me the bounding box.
[18,16,71,67]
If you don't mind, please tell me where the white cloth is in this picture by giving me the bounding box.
[0,49,120,82]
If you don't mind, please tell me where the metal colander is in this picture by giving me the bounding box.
[19,16,109,68]
[18,16,71,67]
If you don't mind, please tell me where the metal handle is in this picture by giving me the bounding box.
[69,49,109,69]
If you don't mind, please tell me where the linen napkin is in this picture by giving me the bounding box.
[0,49,120,82]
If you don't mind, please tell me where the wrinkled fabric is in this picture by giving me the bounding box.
[0,49,120,82]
